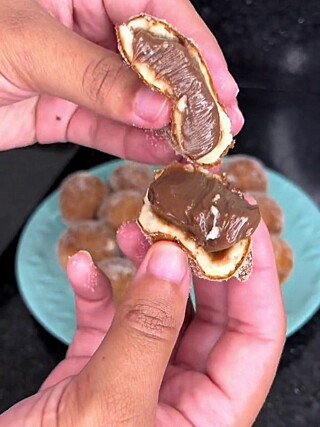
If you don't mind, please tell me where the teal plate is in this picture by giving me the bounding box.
[16,160,320,344]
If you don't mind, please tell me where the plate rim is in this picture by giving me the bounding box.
[15,160,320,342]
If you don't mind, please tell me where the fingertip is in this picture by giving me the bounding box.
[212,69,239,104]
[117,221,150,266]
[116,220,138,237]
[118,226,191,292]
[143,129,179,165]
[206,56,239,104]
[67,250,109,300]
[67,250,93,286]
[251,223,287,336]
[133,86,171,128]
[244,193,258,205]
[225,103,245,136]
[116,221,137,253]
[250,221,279,284]
[136,240,191,293]
[252,220,273,253]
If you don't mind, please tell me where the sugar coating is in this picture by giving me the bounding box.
[98,190,144,230]
[222,155,268,193]
[109,162,154,194]
[98,256,136,282]
[57,220,120,270]
[59,172,107,223]
[98,256,136,306]
[235,250,253,282]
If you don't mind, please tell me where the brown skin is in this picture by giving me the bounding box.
[0,0,284,425]
[2,225,286,427]
[0,0,242,153]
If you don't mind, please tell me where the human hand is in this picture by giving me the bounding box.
[1,222,285,427]
[0,0,243,162]
[117,222,286,426]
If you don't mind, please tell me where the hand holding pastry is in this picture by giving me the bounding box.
[0,0,242,159]
[2,227,285,426]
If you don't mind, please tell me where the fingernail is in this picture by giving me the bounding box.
[231,78,239,97]
[69,250,98,292]
[220,75,239,98]
[146,244,189,284]
[69,250,93,266]
[234,103,245,128]
[212,67,239,103]
[135,86,170,124]
[226,103,245,135]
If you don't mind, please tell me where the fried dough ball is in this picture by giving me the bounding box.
[57,221,120,269]
[59,172,107,223]
[98,256,136,306]
[98,190,143,230]
[222,155,268,193]
[109,162,154,195]
[250,192,284,234]
[271,234,294,285]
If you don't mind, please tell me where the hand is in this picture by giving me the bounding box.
[1,222,286,426]
[0,0,243,162]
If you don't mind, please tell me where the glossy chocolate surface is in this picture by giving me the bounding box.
[148,164,260,251]
[132,30,220,160]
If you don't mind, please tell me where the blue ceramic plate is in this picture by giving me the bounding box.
[16,160,320,344]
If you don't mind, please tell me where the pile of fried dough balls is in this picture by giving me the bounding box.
[222,155,294,284]
[57,156,293,307]
[57,162,154,306]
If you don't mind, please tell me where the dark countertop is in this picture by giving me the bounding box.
[0,144,77,258]
[1,1,320,425]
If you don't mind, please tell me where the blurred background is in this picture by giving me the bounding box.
[0,1,320,425]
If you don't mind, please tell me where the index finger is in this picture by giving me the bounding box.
[105,0,243,134]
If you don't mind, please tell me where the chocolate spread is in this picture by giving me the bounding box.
[148,164,261,252]
[132,30,220,160]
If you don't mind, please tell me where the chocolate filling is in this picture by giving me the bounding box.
[148,164,261,252]
[132,30,220,160]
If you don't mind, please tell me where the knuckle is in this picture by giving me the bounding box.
[0,4,49,87]
[123,299,178,342]
[82,56,126,107]
[1,9,30,32]
[0,3,46,36]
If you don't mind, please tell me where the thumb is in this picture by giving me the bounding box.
[2,1,169,128]
[71,242,191,426]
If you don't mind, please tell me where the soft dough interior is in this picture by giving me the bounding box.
[138,196,252,281]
